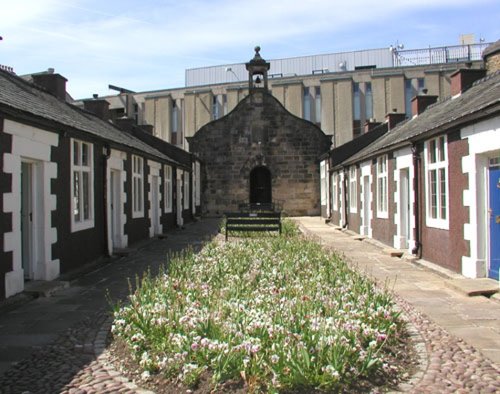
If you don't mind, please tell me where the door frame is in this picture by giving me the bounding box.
[488,163,500,280]
[151,174,161,235]
[21,160,37,280]
[399,167,411,250]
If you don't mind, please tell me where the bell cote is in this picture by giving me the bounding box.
[245,46,270,90]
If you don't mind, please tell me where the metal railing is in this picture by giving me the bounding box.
[393,43,492,67]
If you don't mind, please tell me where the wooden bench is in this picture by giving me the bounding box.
[224,211,282,241]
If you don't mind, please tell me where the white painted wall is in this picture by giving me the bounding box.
[3,120,59,297]
[106,149,128,255]
[147,160,163,237]
[461,116,500,278]
[360,161,373,238]
[393,147,416,252]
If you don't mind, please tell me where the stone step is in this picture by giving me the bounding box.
[383,248,404,258]
[24,280,69,297]
[445,278,499,297]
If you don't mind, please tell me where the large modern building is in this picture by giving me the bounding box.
[76,42,491,150]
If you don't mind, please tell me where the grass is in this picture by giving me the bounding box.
[112,220,406,393]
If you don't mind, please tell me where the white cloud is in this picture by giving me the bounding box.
[1,0,497,98]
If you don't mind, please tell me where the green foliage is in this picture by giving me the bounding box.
[112,226,404,392]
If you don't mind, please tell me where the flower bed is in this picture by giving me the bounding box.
[112,222,409,393]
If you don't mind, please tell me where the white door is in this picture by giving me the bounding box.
[362,175,370,236]
[21,162,34,279]
[399,168,410,249]
[151,175,161,235]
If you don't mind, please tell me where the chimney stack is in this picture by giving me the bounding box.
[364,119,382,133]
[450,69,487,97]
[114,117,136,133]
[385,111,406,130]
[32,70,67,101]
[411,91,438,116]
[83,96,110,121]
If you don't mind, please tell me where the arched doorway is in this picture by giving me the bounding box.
[250,166,272,204]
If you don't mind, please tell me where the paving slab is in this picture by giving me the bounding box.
[293,216,500,365]
[445,277,499,296]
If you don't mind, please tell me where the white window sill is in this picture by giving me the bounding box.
[376,210,389,219]
[71,219,95,233]
[132,210,144,219]
[426,217,449,230]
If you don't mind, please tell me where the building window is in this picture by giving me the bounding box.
[376,155,388,218]
[353,82,374,137]
[425,135,448,228]
[164,165,172,213]
[171,100,178,145]
[132,155,144,218]
[349,166,357,212]
[405,78,425,118]
[353,82,361,136]
[303,87,311,121]
[365,82,373,120]
[314,86,321,126]
[331,172,338,211]
[183,171,190,210]
[212,95,219,120]
[71,139,94,231]
[133,103,139,124]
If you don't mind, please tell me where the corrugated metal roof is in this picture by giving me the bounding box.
[186,48,393,87]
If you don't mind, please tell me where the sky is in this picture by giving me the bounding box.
[1,0,499,99]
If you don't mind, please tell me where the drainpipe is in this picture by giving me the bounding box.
[342,167,349,229]
[103,145,111,257]
[411,144,421,257]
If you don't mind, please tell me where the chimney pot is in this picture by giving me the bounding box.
[93,93,98,99]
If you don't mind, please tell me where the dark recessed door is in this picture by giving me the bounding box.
[250,166,272,204]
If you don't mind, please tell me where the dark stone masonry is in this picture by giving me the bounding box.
[188,91,331,216]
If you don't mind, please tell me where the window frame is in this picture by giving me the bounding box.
[349,166,357,213]
[376,155,388,218]
[314,86,321,126]
[132,155,144,218]
[71,139,94,232]
[164,165,173,213]
[303,87,311,121]
[424,135,449,229]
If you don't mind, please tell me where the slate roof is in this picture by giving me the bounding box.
[0,69,179,165]
[342,71,500,166]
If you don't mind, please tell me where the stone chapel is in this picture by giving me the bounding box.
[188,47,332,216]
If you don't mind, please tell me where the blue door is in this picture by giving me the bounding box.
[489,167,500,280]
